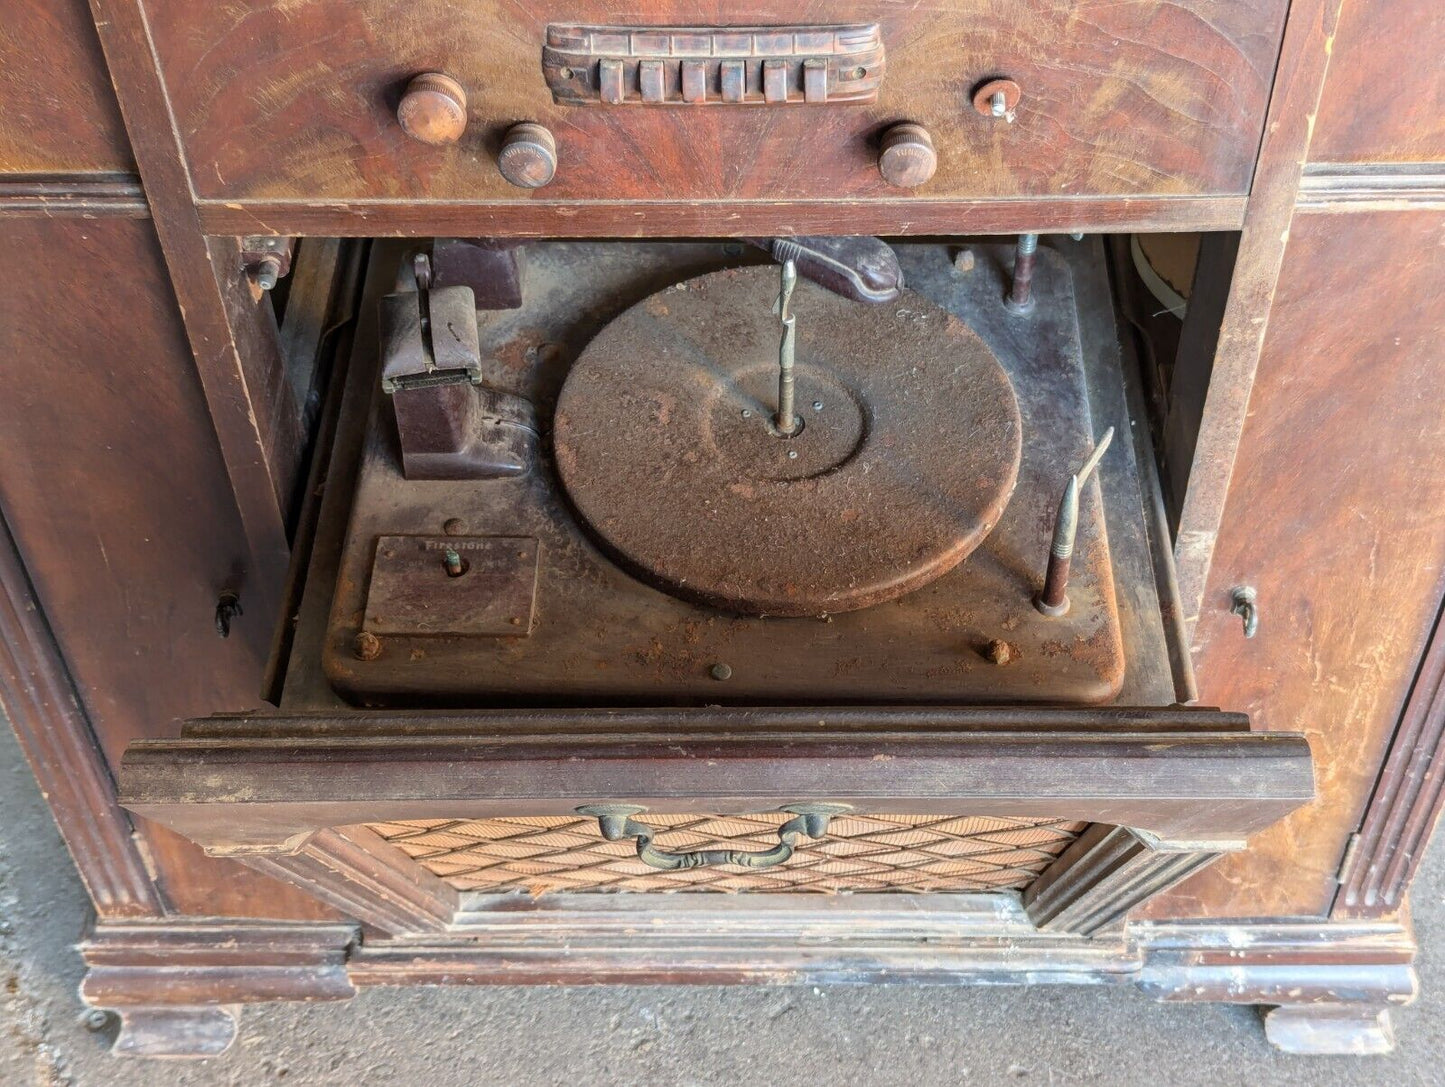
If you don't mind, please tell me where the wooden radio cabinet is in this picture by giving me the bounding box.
[0,0,1442,1059]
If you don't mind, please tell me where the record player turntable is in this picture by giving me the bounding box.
[318,236,1168,709]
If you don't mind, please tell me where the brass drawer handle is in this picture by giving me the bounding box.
[577,804,851,870]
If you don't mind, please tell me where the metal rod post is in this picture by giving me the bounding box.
[1035,475,1078,616]
[1007,233,1038,313]
[775,259,799,436]
[1033,427,1114,617]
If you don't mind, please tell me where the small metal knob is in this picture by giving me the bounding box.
[397,72,468,146]
[973,78,1022,120]
[497,123,558,189]
[878,123,937,189]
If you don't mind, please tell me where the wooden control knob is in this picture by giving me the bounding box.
[497,123,558,189]
[397,73,468,146]
[878,123,937,189]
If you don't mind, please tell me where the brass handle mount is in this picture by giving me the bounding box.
[577,803,852,870]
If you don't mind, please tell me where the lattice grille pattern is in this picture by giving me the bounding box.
[365,813,1087,894]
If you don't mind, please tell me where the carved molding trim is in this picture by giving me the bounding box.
[0,173,147,218]
[1335,604,1445,916]
[216,826,459,936]
[0,511,163,917]
[1022,825,1237,935]
[1298,163,1445,210]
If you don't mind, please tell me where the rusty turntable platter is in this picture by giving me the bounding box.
[552,267,1022,616]
[321,242,1147,708]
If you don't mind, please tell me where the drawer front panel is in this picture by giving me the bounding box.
[367,813,1088,894]
[148,0,1286,204]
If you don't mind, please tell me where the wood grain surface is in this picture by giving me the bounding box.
[0,217,331,920]
[146,0,1286,210]
[0,0,132,174]
[120,720,1314,847]
[1143,208,1445,920]
[1170,0,1343,634]
[1311,0,1445,164]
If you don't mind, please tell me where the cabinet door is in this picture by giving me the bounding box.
[1149,209,1445,920]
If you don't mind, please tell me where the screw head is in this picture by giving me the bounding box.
[984,638,1016,666]
[787,449,799,459]
[812,400,824,411]
[253,255,281,291]
[353,631,383,661]
[741,409,752,419]
[710,662,733,681]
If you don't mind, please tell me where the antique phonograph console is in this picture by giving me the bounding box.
[1,0,1442,1059]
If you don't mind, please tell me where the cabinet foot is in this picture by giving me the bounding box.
[110,1006,239,1057]
[1263,1005,1396,1055]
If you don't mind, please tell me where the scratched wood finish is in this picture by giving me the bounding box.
[119,720,1314,847]
[0,512,163,918]
[197,193,1251,239]
[1169,0,1344,635]
[146,0,1286,214]
[1310,0,1445,164]
[0,218,331,921]
[88,0,297,625]
[0,0,132,174]
[1142,209,1445,920]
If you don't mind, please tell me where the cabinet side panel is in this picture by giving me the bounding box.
[1143,209,1445,919]
[0,217,332,919]
[1310,0,1445,163]
[0,0,134,173]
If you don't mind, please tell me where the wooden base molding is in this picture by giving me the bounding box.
[109,1007,241,1059]
[1263,1005,1398,1056]
[75,905,1417,1057]
[79,921,358,1057]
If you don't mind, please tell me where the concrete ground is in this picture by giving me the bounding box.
[1,720,1440,1086]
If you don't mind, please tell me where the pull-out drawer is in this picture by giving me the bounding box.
[121,708,1312,936]
[146,1,1288,233]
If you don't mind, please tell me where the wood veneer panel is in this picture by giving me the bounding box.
[1311,0,1445,164]
[146,0,1286,207]
[1143,208,1445,919]
[0,0,133,174]
[196,194,1249,239]
[0,217,330,920]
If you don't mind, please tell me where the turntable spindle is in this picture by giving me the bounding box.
[775,259,799,436]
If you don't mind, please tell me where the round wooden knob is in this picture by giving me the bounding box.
[497,123,557,189]
[878,123,937,188]
[397,73,468,146]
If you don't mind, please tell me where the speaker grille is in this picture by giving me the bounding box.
[366,812,1086,894]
